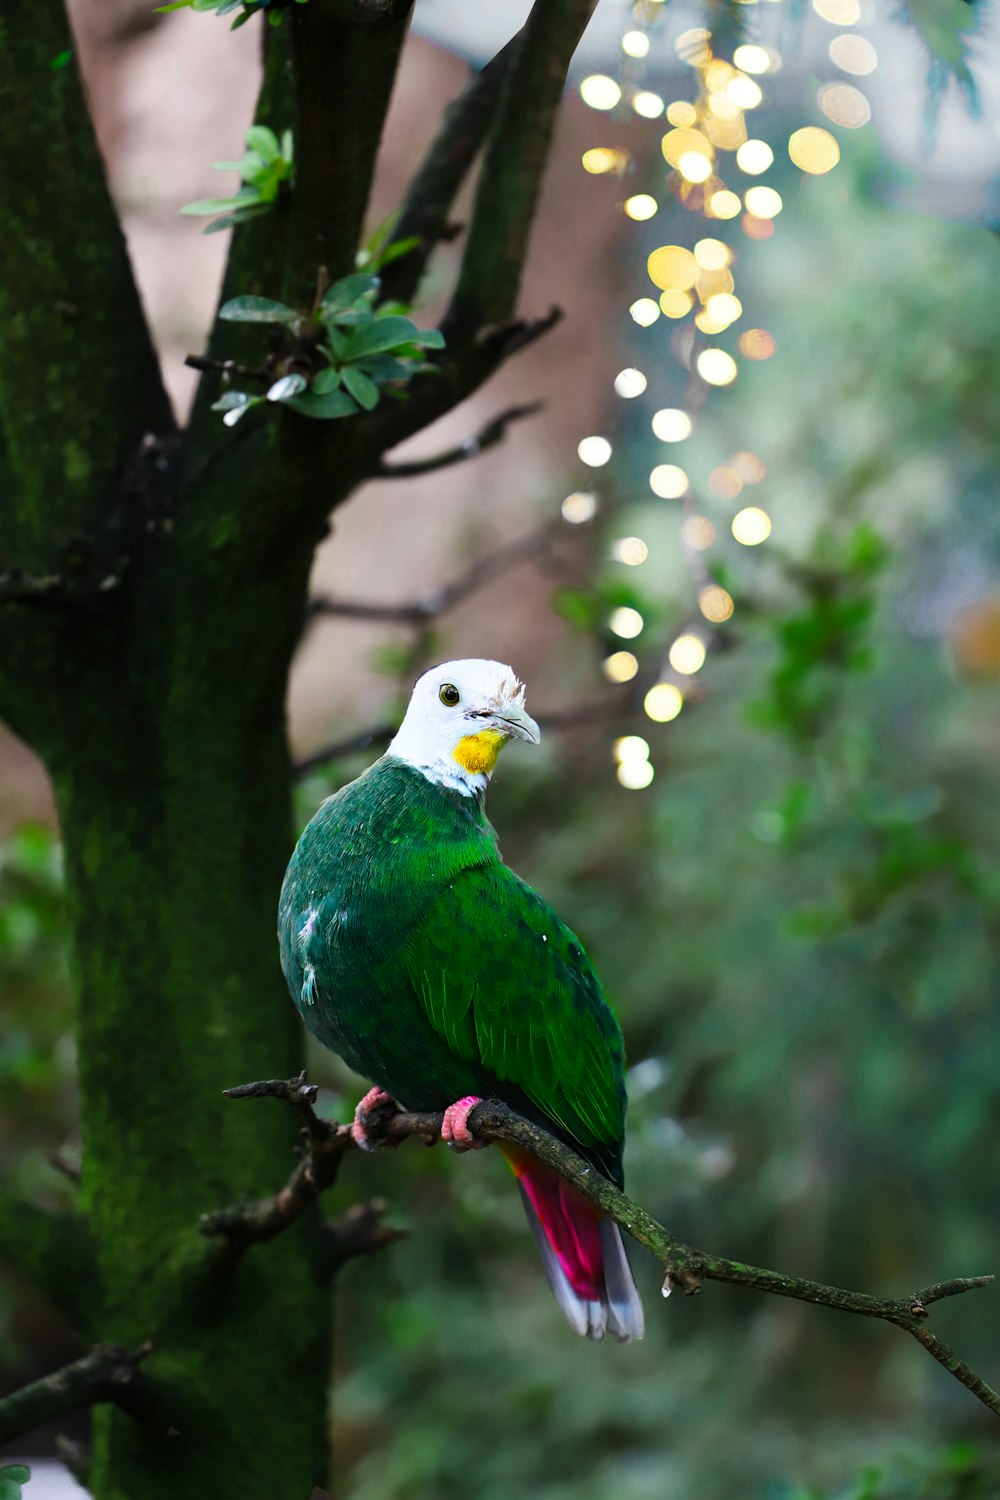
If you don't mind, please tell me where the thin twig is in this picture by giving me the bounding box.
[368,402,543,481]
[215,1079,1000,1419]
[0,1343,151,1448]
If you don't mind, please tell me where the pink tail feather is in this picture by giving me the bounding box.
[501,1147,645,1342]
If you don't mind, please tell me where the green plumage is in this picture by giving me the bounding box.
[278,756,626,1184]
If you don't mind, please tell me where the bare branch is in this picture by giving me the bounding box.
[319,1199,409,1274]
[447,0,598,336]
[0,1343,150,1449]
[309,514,557,627]
[217,1079,1000,1419]
[380,30,525,305]
[369,402,543,481]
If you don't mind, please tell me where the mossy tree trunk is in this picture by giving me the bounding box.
[0,0,595,1494]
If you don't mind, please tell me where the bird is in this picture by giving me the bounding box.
[278,658,644,1341]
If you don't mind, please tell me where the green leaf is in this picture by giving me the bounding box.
[218,295,296,324]
[180,196,250,217]
[372,235,421,270]
[267,373,308,402]
[203,203,272,234]
[359,354,413,383]
[339,316,424,360]
[311,367,342,394]
[322,273,380,310]
[284,390,358,420]
[340,366,380,411]
[245,125,280,162]
[0,1464,31,1500]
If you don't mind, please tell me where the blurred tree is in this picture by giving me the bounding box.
[0,1,595,1496]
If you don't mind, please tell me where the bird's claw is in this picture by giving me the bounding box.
[440,1095,485,1153]
[351,1086,398,1152]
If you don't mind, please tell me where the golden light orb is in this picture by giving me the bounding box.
[614,734,650,763]
[666,100,699,127]
[704,292,743,329]
[829,33,878,75]
[621,29,650,58]
[651,408,692,442]
[697,348,738,386]
[661,127,713,170]
[644,683,684,722]
[727,75,763,109]
[609,606,644,639]
[561,491,597,524]
[617,759,654,790]
[682,515,716,550]
[679,151,713,183]
[675,27,711,64]
[732,505,772,544]
[668,634,707,674]
[736,138,774,174]
[694,236,732,270]
[812,0,861,23]
[647,244,699,291]
[699,584,735,622]
[744,185,783,218]
[577,435,612,467]
[633,90,665,119]
[614,367,647,398]
[788,126,840,174]
[709,189,742,219]
[739,327,776,359]
[581,147,627,175]
[629,297,661,327]
[818,81,871,128]
[613,536,649,566]
[579,75,622,111]
[709,465,743,499]
[649,464,689,499]
[624,193,658,221]
[659,289,694,318]
[603,651,639,683]
[733,44,771,74]
[731,450,767,483]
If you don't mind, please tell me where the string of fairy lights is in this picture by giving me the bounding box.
[561,0,877,789]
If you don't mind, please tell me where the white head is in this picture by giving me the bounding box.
[387,658,541,796]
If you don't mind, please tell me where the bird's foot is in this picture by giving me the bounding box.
[351,1086,399,1152]
[440,1095,485,1153]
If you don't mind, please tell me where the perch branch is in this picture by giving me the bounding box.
[0,1343,150,1449]
[368,402,543,480]
[215,1080,1000,1419]
[308,514,558,626]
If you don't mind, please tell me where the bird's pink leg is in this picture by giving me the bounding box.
[440,1095,486,1152]
[351,1086,397,1152]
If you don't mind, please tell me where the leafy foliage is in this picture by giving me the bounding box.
[156,0,308,30]
[180,125,293,235]
[210,273,444,426]
[0,1467,30,1500]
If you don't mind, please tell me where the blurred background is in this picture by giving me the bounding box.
[3,0,1000,1496]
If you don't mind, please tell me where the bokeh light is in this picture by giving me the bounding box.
[788,126,840,174]
[561,491,597,524]
[609,606,644,639]
[812,0,861,22]
[633,91,665,120]
[650,464,690,498]
[580,75,622,111]
[682,515,717,549]
[621,29,650,59]
[731,451,767,483]
[829,33,878,75]
[709,465,743,499]
[727,76,763,110]
[581,147,628,175]
[617,758,654,790]
[699,584,735,622]
[694,237,732,270]
[666,100,699,127]
[578,435,612,467]
[660,289,694,318]
[818,81,872,127]
[710,189,742,219]
[744,186,783,218]
[651,408,692,442]
[613,536,649,566]
[733,45,771,74]
[647,244,699,291]
[625,194,658,221]
[740,328,776,359]
[697,348,738,386]
[662,128,713,170]
[614,735,650,763]
[669,634,708,674]
[614,367,647,398]
[603,651,639,682]
[736,139,774,175]
[732,506,772,544]
[644,683,684,722]
[629,297,660,327]
[679,151,713,184]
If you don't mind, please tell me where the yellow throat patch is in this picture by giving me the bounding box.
[453,729,508,776]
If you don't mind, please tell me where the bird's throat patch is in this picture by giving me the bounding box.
[453,729,507,776]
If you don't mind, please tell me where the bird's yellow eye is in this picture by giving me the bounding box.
[439,683,461,707]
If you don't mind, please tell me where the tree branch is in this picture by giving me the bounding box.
[364,402,543,481]
[446,0,598,336]
[0,1343,150,1449]
[215,1080,1000,1419]
[309,512,558,627]
[379,30,525,306]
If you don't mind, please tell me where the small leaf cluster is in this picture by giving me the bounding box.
[157,0,307,28]
[180,126,292,235]
[211,273,444,426]
[0,1465,30,1500]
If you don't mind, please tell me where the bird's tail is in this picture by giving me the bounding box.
[499,1146,645,1342]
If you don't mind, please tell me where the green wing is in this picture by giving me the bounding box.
[401,862,627,1183]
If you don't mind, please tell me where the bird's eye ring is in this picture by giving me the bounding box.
[439,683,461,707]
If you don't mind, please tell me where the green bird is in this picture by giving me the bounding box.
[278,658,644,1340]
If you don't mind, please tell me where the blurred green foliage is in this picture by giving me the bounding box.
[3,127,1000,1499]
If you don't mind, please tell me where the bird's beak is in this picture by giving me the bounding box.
[494,703,541,745]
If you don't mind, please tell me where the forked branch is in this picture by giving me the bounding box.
[0,1343,151,1448]
[213,1077,1000,1419]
